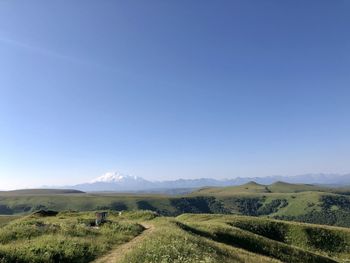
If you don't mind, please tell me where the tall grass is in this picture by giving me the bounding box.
[0,211,147,263]
[178,214,350,263]
[0,216,20,227]
[120,218,280,263]
[0,211,349,262]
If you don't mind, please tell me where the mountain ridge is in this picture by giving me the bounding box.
[60,172,350,192]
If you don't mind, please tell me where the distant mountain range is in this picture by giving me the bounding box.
[61,172,350,192]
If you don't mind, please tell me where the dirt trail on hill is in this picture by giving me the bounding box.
[92,223,154,263]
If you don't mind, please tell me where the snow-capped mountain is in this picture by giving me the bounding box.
[72,172,153,192]
[65,172,350,192]
[90,172,145,184]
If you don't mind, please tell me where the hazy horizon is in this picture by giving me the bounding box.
[1,1,350,190]
[1,171,350,191]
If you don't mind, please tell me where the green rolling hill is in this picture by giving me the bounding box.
[0,189,85,196]
[1,211,349,262]
[0,182,350,228]
[191,182,350,227]
[193,181,335,195]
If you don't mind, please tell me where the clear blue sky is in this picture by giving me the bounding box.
[1,1,350,189]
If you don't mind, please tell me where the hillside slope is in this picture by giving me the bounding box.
[1,182,350,228]
[1,211,348,263]
[194,181,333,195]
[0,189,84,196]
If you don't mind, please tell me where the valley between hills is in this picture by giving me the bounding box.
[1,181,350,262]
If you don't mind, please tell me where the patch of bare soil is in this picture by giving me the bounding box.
[92,223,154,263]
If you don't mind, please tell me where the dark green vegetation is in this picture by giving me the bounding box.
[1,182,350,228]
[0,211,151,263]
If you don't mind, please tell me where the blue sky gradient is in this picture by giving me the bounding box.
[1,1,350,189]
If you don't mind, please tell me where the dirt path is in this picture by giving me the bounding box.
[92,223,154,263]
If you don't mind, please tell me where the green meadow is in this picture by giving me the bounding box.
[1,210,349,262]
[1,182,350,228]
[1,182,350,262]
[0,211,150,263]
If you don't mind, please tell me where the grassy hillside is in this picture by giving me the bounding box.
[191,182,350,227]
[0,189,85,196]
[1,211,349,262]
[194,181,334,195]
[176,214,350,263]
[195,181,271,195]
[0,193,177,215]
[1,182,350,228]
[0,216,20,227]
[0,211,150,262]
[120,216,281,263]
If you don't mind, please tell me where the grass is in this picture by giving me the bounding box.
[192,181,333,196]
[121,213,350,263]
[1,182,350,228]
[0,189,84,196]
[0,211,147,263]
[120,217,281,263]
[0,193,177,215]
[0,216,20,227]
[228,218,350,260]
[195,182,271,195]
[267,192,322,216]
[178,214,350,262]
[0,211,350,262]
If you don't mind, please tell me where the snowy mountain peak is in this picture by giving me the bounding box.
[70,172,350,193]
[90,172,141,183]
